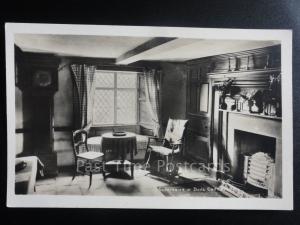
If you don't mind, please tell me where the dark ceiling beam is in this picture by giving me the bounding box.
[116,37,176,65]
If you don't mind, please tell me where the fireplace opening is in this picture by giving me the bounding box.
[233,129,276,182]
[230,129,277,197]
[234,129,276,160]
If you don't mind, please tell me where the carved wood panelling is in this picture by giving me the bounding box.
[184,129,210,164]
[188,45,281,74]
[186,114,210,137]
[209,68,281,87]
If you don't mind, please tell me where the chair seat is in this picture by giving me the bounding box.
[149,145,180,156]
[77,151,104,160]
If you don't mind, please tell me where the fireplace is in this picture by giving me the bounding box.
[207,46,282,197]
[224,112,282,197]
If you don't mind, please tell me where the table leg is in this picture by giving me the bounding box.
[88,171,92,189]
[131,146,134,179]
[72,158,77,181]
[131,164,134,179]
[102,162,106,180]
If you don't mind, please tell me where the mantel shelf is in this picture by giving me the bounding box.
[218,109,282,121]
[208,68,281,79]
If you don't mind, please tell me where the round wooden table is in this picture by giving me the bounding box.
[101,132,137,179]
[101,132,137,160]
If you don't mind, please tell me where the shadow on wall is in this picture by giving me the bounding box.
[53,58,74,167]
[161,62,188,129]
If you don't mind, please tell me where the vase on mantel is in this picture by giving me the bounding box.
[264,100,278,117]
[250,100,260,113]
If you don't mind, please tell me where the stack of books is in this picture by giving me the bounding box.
[217,179,253,198]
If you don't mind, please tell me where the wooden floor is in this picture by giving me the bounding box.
[34,167,214,196]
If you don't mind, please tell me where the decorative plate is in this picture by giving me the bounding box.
[112,131,126,136]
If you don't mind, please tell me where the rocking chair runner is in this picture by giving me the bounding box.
[72,129,104,188]
[144,119,188,179]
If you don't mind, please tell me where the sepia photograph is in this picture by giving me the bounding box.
[5,23,293,209]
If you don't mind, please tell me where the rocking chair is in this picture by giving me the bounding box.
[144,118,188,182]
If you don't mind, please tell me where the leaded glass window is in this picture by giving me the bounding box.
[92,71,138,125]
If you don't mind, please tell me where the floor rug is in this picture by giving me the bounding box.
[157,180,225,197]
[145,173,194,185]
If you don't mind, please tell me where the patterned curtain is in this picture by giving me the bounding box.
[84,65,96,129]
[70,64,96,131]
[144,69,162,137]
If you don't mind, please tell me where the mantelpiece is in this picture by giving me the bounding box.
[210,67,282,119]
[218,109,281,121]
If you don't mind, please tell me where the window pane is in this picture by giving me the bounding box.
[94,71,114,88]
[117,73,137,88]
[117,90,136,124]
[93,89,114,124]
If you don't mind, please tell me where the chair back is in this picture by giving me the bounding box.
[72,129,89,156]
[164,118,188,145]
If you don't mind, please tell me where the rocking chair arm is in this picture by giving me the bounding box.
[170,142,183,147]
[146,136,165,149]
[170,143,182,155]
[169,137,183,147]
[148,136,164,141]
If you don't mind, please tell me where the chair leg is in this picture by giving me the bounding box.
[167,154,178,183]
[88,172,92,189]
[131,164,134,179]
[166,155,174,181]
[102,169,106,181]
[144,148,152,169]
[144,148,149,162]
[72,160,77,181]
[165,155,169,173]
[72,171,77,181]
[101,161,106,180]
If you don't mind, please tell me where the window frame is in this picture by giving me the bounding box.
[92,70,139,127]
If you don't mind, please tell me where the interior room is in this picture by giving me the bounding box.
[14,34,282,198]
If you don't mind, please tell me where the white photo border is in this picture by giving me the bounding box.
[5,23,293,210]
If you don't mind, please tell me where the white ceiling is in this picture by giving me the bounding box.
[15,34,153,58]
[138,39,280,61]
[15,34,280,64]
[116,38,280,64]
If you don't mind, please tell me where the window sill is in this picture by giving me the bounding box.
[91,124,139,128]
